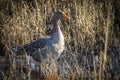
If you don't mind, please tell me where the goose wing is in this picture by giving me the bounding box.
[14,38,50,55]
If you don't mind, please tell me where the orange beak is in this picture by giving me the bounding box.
[63,13,70,19]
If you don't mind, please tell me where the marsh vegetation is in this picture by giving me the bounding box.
[0,0,119,80]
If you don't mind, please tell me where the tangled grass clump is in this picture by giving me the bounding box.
[0,0,119,80]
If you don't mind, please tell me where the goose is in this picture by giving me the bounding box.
[13,10,70,71]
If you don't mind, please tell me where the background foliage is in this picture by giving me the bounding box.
[0,0,119,80]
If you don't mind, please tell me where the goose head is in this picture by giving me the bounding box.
[53,10,70,21]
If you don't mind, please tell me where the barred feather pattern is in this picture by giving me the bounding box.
[13,11,68,66]
[14,37,57,63]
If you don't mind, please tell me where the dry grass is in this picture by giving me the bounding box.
[0,0,120,80]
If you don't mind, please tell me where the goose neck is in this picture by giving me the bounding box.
[52,19,64,41]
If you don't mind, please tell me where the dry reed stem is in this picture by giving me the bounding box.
[0,0,119,80]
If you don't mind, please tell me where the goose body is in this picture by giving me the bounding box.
[13,10,70,69]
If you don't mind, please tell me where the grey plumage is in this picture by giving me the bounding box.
[13,10,70,65]
[15,38,48,55]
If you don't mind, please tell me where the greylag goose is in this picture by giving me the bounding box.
[13,10,70,70]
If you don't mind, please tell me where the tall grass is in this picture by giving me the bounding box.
[0,0,119,80]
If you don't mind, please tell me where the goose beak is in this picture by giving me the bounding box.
[63,13,70,20]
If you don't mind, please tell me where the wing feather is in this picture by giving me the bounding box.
[15,38,50,55]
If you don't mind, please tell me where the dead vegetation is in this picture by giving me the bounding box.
[0,0,120,80]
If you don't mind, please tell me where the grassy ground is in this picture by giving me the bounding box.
[0,0,120,80]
